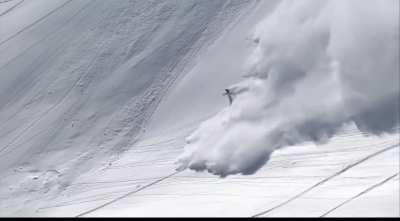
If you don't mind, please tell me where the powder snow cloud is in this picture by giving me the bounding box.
[176,0,399,176]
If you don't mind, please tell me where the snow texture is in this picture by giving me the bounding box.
[0,0,253,214]
[177,0,399,176]
[0,0,398,217]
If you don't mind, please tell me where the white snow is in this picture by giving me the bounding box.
[0,0,398,217]
[33,123,398,217]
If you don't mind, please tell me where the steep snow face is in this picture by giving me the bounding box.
[0,0,253,208]
[177,0,400,176]
[145,0,281,137]
[0,0,398,217]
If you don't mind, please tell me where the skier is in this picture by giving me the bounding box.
[222,81,251,106]
[222,88,234,105]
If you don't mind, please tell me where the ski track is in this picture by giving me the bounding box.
[76,171,182,217]
[0,0,93,113]
[253,143,399,217]
[0,0,143,157]
[0,23,112,156]
[33,131,189,214]
[0,0,73,47]
[0,0,15,3]
[0,0,23,17]
[320,173,399,217]
[0,0,91,72]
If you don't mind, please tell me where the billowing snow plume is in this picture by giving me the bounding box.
[176,0,399,177]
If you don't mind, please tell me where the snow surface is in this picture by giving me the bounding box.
[0,0,399,217]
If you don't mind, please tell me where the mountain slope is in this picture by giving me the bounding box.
[0,0,255,215]
[0,0,398,217]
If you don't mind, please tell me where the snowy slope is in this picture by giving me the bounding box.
[5,123,395,217]
[94,131,399,217]
[0,0,399,217]
[0,0,255,215]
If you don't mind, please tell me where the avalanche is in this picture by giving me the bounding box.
[177,0,399,176]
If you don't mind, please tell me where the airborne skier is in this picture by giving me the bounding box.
[222,88,233,105]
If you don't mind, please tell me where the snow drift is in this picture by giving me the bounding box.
[176,0,399,176]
